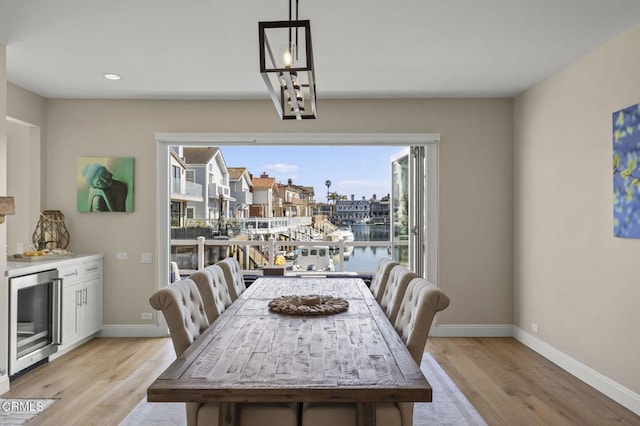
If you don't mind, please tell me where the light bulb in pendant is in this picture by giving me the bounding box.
[283,49,293,68]
[281,42,296,68]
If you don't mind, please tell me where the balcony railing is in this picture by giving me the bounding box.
[208,183,230,198]
[170,236,394,277]
[171,177,203,197]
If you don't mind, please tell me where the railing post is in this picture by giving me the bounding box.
[197,236,205,270]
[338,239,345,272]
[268,237,276,267]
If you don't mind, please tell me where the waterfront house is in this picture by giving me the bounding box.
[227,167,253,219]
[250,173,279,218]
[335,195,370,224]
[182,147,233,224]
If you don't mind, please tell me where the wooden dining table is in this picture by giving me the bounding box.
[147,276,432,426]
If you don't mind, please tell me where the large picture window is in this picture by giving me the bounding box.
[157,133,438,286]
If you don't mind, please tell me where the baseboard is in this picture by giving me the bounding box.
[430,324,514,337]
[514,327,640,416]
[98,324,166,338]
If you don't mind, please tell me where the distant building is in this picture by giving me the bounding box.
[277,178,315,217]
[335,195,370,224]
[182,147,234,224]
[370,193,391,224]
[227,167,253,219]
[169,147,203,227]
[251,172,278,217]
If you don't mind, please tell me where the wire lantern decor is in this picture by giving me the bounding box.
[32,210,71,250]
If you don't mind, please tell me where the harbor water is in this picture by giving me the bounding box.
[334,224,392,272]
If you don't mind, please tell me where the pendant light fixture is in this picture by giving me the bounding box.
[259,0,317,120]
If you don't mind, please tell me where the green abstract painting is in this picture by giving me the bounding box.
[77,157,134,212]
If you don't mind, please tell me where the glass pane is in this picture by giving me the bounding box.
[16,283,52,358]
[391,151,410,266]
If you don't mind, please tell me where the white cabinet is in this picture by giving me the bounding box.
[58,258,102,353]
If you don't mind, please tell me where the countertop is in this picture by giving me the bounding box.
[6,253,104,278]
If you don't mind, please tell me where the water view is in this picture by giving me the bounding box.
[338,224,391,272]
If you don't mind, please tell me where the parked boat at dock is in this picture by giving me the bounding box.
[326,225,354,242]
[290,246,335,272]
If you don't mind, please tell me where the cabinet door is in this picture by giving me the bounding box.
[81,277,101,337]
[61,282,82,348]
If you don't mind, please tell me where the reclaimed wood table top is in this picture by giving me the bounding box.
[147,276,432,406]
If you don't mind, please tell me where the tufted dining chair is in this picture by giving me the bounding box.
[369,257,399,304]
[301,277,450,426]
[379,265,419,324]
[190,264,233,323]
[149,278,219,425]
[389,277,451,426]
[394,278,450,364]
[149,278,298,426]
[216,257,247,301]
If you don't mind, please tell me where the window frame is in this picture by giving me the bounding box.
[155,133,439,290]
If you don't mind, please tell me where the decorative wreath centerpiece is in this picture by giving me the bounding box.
[268,294,349,316]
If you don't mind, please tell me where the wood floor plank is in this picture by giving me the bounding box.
[426,337,640,426]
[2,337,175,425]
[0,336,638,425]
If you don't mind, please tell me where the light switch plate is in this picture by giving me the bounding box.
[141,252,153,264]
[116,252,128,260]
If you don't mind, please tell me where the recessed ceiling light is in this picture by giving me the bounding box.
[104,73,121,80]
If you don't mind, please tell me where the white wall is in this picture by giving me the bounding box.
[514,23,640,398]
[31,98,513,329]
[6,119,41,253]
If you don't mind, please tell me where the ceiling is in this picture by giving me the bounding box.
[2,0,640,100]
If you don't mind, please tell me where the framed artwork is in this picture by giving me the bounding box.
[77,157,134,212]
[613,104,640,237]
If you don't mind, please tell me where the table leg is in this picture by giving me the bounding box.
[356,402,376,426]
[219,402,238,426]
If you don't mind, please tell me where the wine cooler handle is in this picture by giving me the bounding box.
[52,278,63,345]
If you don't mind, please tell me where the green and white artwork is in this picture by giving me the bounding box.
[613,104,640,237]
[77,157,134,212]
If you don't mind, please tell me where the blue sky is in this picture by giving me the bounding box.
[220,146,403,202]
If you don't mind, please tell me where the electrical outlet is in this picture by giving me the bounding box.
[141,312,153,320]
[116,252,128,260]
[141,252,153,264]
[531,322,539,333]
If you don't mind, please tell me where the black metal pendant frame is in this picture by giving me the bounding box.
[259,19,317,120]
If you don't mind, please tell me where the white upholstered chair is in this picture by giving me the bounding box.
[369,257,399,304]
[301,277,450,426]
[216,257,247,301]
[190,264,233,323]
[388,277,451,426]
[394,278,451,363]
[149,278,298,426]
[149,278,220,425]
[379,265,419,324]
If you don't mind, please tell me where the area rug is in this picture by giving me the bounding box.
[120,354,486,426]
[0,399,56,425]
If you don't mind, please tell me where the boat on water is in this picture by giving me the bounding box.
[327,225,354,242]
[290,246,335,272]
[325,226,355,260]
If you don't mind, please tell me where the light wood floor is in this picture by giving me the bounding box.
[2,337,638,425]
